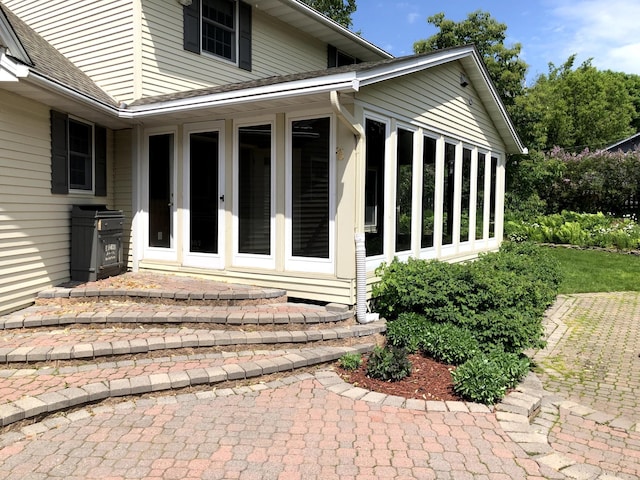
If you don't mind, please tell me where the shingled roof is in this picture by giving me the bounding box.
[0,3,117,107]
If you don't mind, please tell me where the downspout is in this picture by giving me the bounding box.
[330,91,378,324]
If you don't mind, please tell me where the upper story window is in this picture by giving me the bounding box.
[50,110,107,196]
[183,0,252,71]
[202,0,236,61]
[327,44,360,68]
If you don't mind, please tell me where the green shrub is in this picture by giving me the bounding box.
[386,312,433,353]
[487,350,531,389]
[338,352,362,371]
[451,355,508,404]
[365,346,412,382]
[420,322,480,365]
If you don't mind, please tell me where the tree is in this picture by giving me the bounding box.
[301,0,356,29]
[413,11,528,109]
[514,56,635,151]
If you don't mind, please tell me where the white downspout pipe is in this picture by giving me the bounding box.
[330,91,378,324]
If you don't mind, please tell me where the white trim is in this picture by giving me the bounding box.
[284,112,336,274]
[232,116,276,269]
[142,126,178,262]
[393,122,418,262]
[182,120,226,269]
[363,111,391,272]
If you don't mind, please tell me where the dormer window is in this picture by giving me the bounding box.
[183,0,252,71]
[327,44,360,68]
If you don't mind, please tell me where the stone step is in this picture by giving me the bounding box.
[0,302,354,330]
[0,321,386,363]
[36,272,287,305]
[0,344,376,428]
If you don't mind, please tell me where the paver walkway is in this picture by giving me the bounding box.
[0,275,638,479]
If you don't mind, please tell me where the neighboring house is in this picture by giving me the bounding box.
[0,0,524,316]
[605,132,640,153]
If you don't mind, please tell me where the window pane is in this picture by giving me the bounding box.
[238,125,271,255]
[69,119,92,190]
[149,134,173,248]
[190,132,219,254]
[396,129,413,252]
[365,119,385,257]
[291,118,330,258]
[202,0,235,60]
[489,156,498,238]
[421,137,436,248]
[460,148,472,243]
[476,153,486,240]
[442,143,456,246]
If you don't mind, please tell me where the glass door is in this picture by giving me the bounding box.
[183,122,225,268]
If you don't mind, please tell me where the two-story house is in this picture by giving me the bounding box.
[0,0,524,317]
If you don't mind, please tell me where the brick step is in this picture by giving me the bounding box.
[0,344,376,428]
[0,321,386,363]
[36,272,287,306]
[0,302,354,330]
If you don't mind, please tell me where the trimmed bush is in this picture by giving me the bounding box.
[365,346,412,382]
[420,322,480,365]
[386,312,432,353]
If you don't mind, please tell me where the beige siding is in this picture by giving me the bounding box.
[356,62,506,150]
[113,129,133,269]
[0,90,115,315]
[139,2,327,98]
[3,0,134,102]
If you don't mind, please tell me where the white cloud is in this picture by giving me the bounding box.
[407,12,421,24]
[547,0,640,74]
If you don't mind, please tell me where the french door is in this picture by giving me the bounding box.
[183,122,225,268]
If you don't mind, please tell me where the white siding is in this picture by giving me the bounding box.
[356,62,506,150]
[3,0,135,102]
[0,90,115,315]
[139,1,327,97]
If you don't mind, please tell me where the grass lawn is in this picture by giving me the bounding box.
[543,246,640,294]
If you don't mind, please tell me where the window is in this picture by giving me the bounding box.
[50,110,106,196]
[183,0,252,71]
[327,45,360,68]
[421,136,436,249]
[365,119,386,257]
[442,142,456,246]
[396,128,413,253]
[476,153,486,240]
[202,0,235,61]
[460,147,472,243]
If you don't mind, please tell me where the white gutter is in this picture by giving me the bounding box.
[123,74,360,118]
[330,90,378,324]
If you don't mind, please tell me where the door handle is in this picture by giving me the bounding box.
[219,195,225,202]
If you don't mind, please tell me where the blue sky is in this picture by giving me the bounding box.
[351,0,640,84]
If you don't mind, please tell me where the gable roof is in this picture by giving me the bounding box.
[0,3,117,108]
[0,2,523,153]
[125,45,525,154]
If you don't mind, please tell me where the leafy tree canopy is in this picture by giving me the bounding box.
[413,11,528,108]
[513,55,636,151]
[301,0,356,29]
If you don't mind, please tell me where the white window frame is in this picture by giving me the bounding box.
[232,116,276,270]
[142,127,178,262]
[285,112,336,274]
[182,121,226,269]
[363,112,391,273]
[201,0,237,64]
[393,122,419,262]
[419,131,440,260]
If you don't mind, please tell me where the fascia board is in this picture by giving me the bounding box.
[122,74,360,118]
[356,47,474,87]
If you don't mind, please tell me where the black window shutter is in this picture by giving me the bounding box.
[50,110,69,194]
[327,45,337,68]
[94,125,107,197]
[183,0,200,54]
[238,1,252,71]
